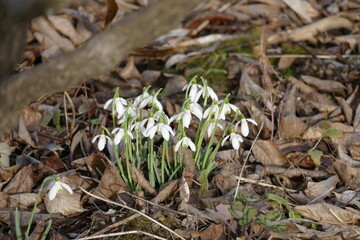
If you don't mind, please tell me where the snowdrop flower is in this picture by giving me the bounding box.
[48,179,73,201]
[194,85,218,102]
[235,117,258,137]
[175,135,196,152]
[92,133,112,151]
[221,130,244,150]
[141,116,156,135]
[134,89,150,108]
[112,127,134,145]
[104,97,128,117]
[135,91,163,111]
[207,119,224,138]
[130,120,146,134]
[146,122,175,141]
[182,82,203,103]
[170,109,192,128]
[203,104,226,120]
[219,99,238,115]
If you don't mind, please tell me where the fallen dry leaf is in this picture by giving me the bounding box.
[130,164,157,196]
[3,164,33,194]
[304,175,339,201]
[0,142,11,168]
[295,203,360,224]
[252,140,288,166]
[92,165,127,200]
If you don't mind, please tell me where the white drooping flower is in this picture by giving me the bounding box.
[112,127,134,145]
[207,120,224,138]
[170,109,192,128]
[182,82,203,103]
[235,117,258,137]
[219,99,239,115]
[134,91,163,111]
[140,116,156,135]
[48,180,73,201]
[203,104,225,120]
[104,97,128,117]
[92,133,112,151]
[175,136,196,152]
[194,85,218,102]
[146,122,175,141]
[130,120,146,134]
[221,131,244,150]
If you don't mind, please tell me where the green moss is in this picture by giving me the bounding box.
[281,43,306,55]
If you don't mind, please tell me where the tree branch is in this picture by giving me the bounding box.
[0,0,205,136]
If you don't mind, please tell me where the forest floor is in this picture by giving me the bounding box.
[1,0,360,239]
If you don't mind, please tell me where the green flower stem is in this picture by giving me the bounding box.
[161,140,169,184]
[25,175,57,238]
[148,138,155,187]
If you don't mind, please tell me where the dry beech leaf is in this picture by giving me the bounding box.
[92,165,127,200]
[29,220,46,240]
[105,0,118,26]
[278,56,296,69]
[3,165,33,194]
[252,140,288,166]
[268,16,353,44]
[43,155,67,172]
[233,4,280,17]
[295,203,360,224]
[119,57,142,81]
[18,115,35,147]
[0,142,11,167]
[165,75,188,95]
[213,164,238,195]
[21,106,42,128]
[280,114,308,139]
[354,103,360,130]
[301,75,346,96]
[44,180,84,216]
[0,192,20,208]
[152,179,179,204]
[283,0,319,23]
[305,175,339,201]
[199,223,226,240]
[302,126,322,140]
[333,159,360,189]
[10,193,38,208]
[0,211,57,227]
[130,164,157,196]
[335,97,353,125]
[238,69,272,110]
[32,17,74,52]
[141,70,161,86]
[0,165,21,182]
[86,153,108,179]
[47,15,86,45]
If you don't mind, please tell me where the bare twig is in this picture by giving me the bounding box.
[79,187,186,240]
[235,176,297,193]
[77,230,167,240]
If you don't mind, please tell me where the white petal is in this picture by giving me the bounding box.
[193,89,203,103]
[207,87,218,100]
[164,125,175,136]
[217,123,224,130]
[182,83,189,91]
[221,135,229,146]
[114,130,125,144]
[207,124,213,138]
[49,182,61,201]
[139,97,150,109]
[229,104,238,112]
[160,126,170,141]
[232,138,240,150]
[119,98,127,105]
[98,135,106,150]
[103,99,113,110]
[147,126,157,139]
[247,118,258,126]
[175,141,182,152]
[111,128,119,134]
[183,111,191,128]
[191,103,203,119]
[154,99,163,111]
[169,114,179,123]
[203,108,210,119]
[241,119,249,137]
[92,135,100,143]
[127,130,134,139]
[60,182,73,194]
[186,138,196,151]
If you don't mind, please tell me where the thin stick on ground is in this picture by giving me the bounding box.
[89,213,142,237]
[234,122,263,200]
[123,191,192,217]
[79,187,186,240]
[77,230,167,240]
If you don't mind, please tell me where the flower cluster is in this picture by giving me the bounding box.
[91,77,257,189]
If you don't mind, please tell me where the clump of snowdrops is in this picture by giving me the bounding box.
[92,76,257,191]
